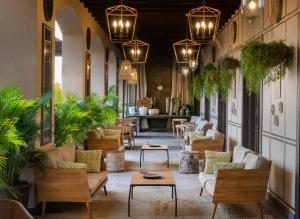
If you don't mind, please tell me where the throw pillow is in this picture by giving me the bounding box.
[57,161,87,172]
[213,162,245,175]
[204,151,231,174]
[188,131,205,144]
[76,150,102,173]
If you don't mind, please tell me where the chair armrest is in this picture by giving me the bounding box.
[35,168,91,203]
[213,168,271,204]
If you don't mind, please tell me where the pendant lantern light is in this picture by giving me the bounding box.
[187,1,221,44]
[173,39,201,64]
[182,66,190,76]
[189,59,199,72]
[241,0,264,22]
[122,39,150,64]
[119,60,132,80]
[127,67,138,84]
[106,0,138,43]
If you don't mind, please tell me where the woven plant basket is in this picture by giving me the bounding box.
[106,150,125,172]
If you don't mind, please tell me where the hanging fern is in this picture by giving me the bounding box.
[240,40,293,94]
[202,63,219,97]
[189,73,204,101]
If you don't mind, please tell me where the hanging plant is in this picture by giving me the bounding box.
[240,40,293,93]
[189,73,204,101]
[218,56,240,100]
[202,63,219,97]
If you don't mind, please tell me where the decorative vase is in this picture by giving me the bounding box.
[148,109,159,116]
[185,108,191,116]
[179,108,185,116]
[128,106,137,116]
[138,107,148,116]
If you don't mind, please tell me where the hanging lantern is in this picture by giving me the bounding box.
[187,3,221,44]
[106,1,137,43]
[127,67,138,84]
[173,39,201,64]
[241,0,264,22]
[119,60,132,80]
[122,39,150,64]
[189,59,199,72]
[182,66,190,76]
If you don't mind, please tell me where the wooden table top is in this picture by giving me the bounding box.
[130,172,175,186]
[141,144,168,150]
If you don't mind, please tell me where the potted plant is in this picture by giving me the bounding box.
[202,63,220,97]
[240,40,293,93]
[0,86,47,207]
[189,73,204,101]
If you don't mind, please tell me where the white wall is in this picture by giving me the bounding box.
[108,51,117,90]
[0,0,37,99]
[62,35,84,97]
[199,0,298,210]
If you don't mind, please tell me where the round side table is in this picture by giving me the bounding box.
[179,150,199,174]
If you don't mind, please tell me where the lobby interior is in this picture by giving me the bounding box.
[0,0,299,219]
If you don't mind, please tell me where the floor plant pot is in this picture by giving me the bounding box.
[138,107,148,115]
[0,181,32,207]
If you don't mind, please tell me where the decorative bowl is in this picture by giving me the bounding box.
[148,108,159,116]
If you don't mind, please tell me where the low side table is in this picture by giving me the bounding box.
[128,171,177,217]
[179,151,199,174]
[140,144,169,168]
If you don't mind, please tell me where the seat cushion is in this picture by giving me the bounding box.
[57,143,76,162]
[205,181,216,196]
[57,161,87,172]
[188,131,205,144]
[87,171,108,184]
[232,145,252,163]
[242,153,259,169]
[76,150,102,173]
[199,172,216,187]
[88,178,101,194]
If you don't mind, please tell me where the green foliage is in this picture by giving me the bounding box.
[202,63,219,97]
[241,40,293,94]
[54,86,118,147]
[189,74,204,101]
[0,86,47,192]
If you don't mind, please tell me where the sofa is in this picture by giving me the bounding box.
[35,143,108,219]
[191,130,225,159]
[199,145,272,219]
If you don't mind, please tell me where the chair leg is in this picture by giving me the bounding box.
[199,187,203,196]
[258,203,264,219]
[210,203,218,219]
[172,122,175,136]
[86,202,92,219]
[104,185,107,195]
[41,202,47,219]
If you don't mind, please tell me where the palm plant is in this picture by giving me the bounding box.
[0,86,48,197]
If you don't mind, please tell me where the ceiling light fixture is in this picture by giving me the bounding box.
[119,60,132,80]
[127,67,138,84]
[241,0,264,23]
[173,39,201,64]
[122,39,150,64]
[187,1,221,44]
[106,0,138,43]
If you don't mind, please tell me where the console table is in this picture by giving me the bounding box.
[130,115,191,132]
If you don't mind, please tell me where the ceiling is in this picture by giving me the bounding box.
[80,0,241,54]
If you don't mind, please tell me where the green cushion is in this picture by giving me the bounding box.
[57,161,87,172]
[204,151,231,174]
[76,150,102,173]
[188,131,205,144]
[213,162,245,175]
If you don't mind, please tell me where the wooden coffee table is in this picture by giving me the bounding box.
[140,144,169,168]
[128,171,177,217]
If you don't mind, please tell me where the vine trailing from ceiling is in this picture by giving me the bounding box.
[240,40,293,94]
[189,57,239,101]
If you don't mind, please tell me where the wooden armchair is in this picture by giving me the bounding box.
[0,199,34,219]
[192,132,225,159]
[210,161,272,219]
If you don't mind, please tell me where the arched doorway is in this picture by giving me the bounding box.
[55,6,84,97]
[91,36,105,96]
[108,51,117,93]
